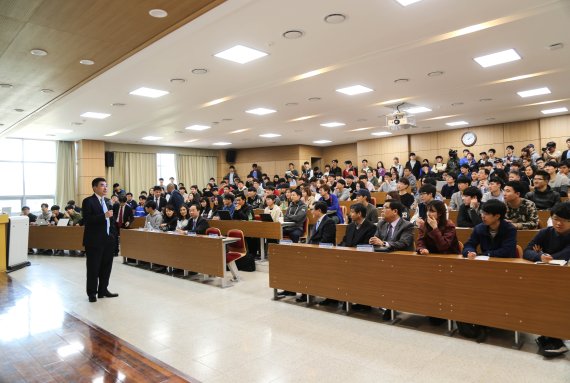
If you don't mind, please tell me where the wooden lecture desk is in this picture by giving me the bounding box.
[120,229,238,287]
[28,225,85,251]
[268,243,570,342]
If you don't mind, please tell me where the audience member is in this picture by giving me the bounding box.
[416,200,460,254]
[457,187,483,228]
[282,189,307,243]
[308,201,336,245]
[339,203,376,247]
[503,181,539,230]
[525,170,561,210]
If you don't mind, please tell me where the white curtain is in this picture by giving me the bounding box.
[176,154,217,188]
[55,141,76,206]
[105,151,157,195]
[105,152,127,193]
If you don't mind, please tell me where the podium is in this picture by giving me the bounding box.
[0,214,7,272]
[6,216,31,272]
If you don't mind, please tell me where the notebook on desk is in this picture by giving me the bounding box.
[217,210,232,220]
[57,218,69,226]
[36,218,48,226]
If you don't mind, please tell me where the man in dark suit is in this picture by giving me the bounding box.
[369,200,415,252]
[167,183,184,212]
[113,195,134,230]
[125,192,138,211]
[339,203,376,247]
[308,201,336,244]
[186,205,209,234]
[151,186,167,212]
[405,152,421,179]
[82,177,119,303]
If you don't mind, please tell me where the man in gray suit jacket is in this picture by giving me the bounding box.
[369,201,414,251]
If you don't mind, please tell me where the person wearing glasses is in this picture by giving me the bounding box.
[411,184,447,224]
[525,170,561,210]
[523,202,570,357]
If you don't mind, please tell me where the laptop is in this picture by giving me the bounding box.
[217,210,232,220]
[1,207,11,215]
[57,218,69,227]
[36,218,49,226]
[260,213,274,222]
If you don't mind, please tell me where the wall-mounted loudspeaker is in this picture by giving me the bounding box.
[105,151,115,167]
[226,149,237,163]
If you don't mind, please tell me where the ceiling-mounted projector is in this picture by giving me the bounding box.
[386,112,416,130]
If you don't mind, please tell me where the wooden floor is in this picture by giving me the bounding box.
[0,273,198,383]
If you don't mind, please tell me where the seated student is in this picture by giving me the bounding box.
[21,206,37,223]
[522,202,570,357]
[339,203,376,247]
[411,184,446,224]
[416,200,460,254]
[125,193,137,211]
[508,169,529,196]
[144,200,163,230]
[354,189,378,223]
[545,161,569,197]
[66,200,82,213]
[113,196,133,230]
[369,201,415,251]
[378,172,396,192]
[334,179,350,201]
[215,193,236,219]
[198,197,212,219]
[134,195,148,217]
[308,201,336,245]
[159,204,178,231]
[457,186,483,228]
[48,205,64,225]
[176,204,191,231]
[503,181,539,229]
[440,173,459,199]
[282,189,307,243]
[185,205,209,235]
[481,177,505,202]
[462,200,517,259]
[450,177,470,210]
[319,184,344,224]
[64,205,83,226]
[246,187,263,209]
[263,194,283,222]
[396,177,414,209]
[233,194,253,221]
[525,170,561,210]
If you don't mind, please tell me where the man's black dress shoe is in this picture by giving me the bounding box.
[88,295,97,303]
[277,290,296,296]
[382,309,392,321]
[296,294,307,302]
[98,291,119,298]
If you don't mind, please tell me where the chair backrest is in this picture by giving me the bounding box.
[227,229,246,254]
[340,205,347,223]
[205,227,221,236]
[515,245,523,258]
[370,197,377,207]
[458,241,464,253]
[302,218,309,238]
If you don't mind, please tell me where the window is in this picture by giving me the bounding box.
[157,153,176,184]
[0,138,57,215]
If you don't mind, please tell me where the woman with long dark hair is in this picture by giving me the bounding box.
[416,200,460,254]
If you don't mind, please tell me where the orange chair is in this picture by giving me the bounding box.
[299,218,309,243]
[206,227,221,236]
[370,197,377,207]
[458,241,464,253]
[226,229,247,281]
[340,205,348,223]
[515,245,523,258]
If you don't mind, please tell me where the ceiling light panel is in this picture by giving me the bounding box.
[213,142,232,146]
[446,121,469,126]
[371,131,393,136]
[186,125,210,131]
[259,133,281,138]
[214,45,268,64]
[336,85,373,96]
[473,49,521,68]
[81,112,110,119]
[313,140,332,144]
[541,107,568,114]
[405,106,432,114]
[320,122,345,128]
[517,87,551,98]
[129,87,169,98]
[246,108,276,115]
[142,136,162,141]
[104,131,121,137]
[395,0,423,6]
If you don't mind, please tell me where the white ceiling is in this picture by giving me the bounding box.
[6,0,570,148]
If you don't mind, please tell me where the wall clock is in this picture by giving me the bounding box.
[461,131,477,147]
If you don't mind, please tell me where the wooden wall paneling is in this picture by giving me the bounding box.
[77,140,105,199]
[540,115,570,146]
[322,143,357,166]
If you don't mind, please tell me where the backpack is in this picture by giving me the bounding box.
[456,321,486,342]
[235,252,256,272]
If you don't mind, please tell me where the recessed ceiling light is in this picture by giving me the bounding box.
[40,89,54,93]
[290,115,318,122]
[350,127,372,132]
[142,136,162,141]
[395,0,423,6]
[308,97,321,102]
[451,102,464,106]
[104,131,120,137]
[541,107,568,114]
[446,121,469,126]
[79,59,95,66]
[80,112,110,119]
[170,78,186,84]
[324,13,346,24]
[424,115,458,121]
[517,87,551,98]
[185,139,199,143]
[213,142,232,146]
[479,98,493,102]
[191,68,208,75]
[0,83,14,88]
[371,131,393,136]
[49,129,72,134]
[313,140,332,144]
[203,97,231,107]
[427,71,444,77]
[186,125,210,131]
[320,122,345,128]
[394,78,410,83]
[111,103,126,107]
[259,133,281,138]
[230,129,249,134]
[246,107,276,115]
[283,30,304,39]
[129,87,169,98]
[30,49,47,56]
[405,106,431,114]
[474,49,521,68]
[214,45,268,64]
[285,102,299,107]
[149,9,168,18]
[14,108,24,112]
[336,85,373,96]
